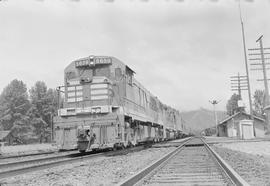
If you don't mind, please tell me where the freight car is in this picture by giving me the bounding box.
[53,55,183,152]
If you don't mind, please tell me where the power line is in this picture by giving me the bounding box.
[230,73,248,99]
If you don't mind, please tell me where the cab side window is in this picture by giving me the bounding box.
[126,66,134,86]
[115,67,122,80]
[127,73,132,85]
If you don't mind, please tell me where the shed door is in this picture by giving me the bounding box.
[242,124,253,139]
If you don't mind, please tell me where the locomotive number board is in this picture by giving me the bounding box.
[75,57,112,68]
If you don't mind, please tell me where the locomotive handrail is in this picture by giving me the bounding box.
[123,97,145,109]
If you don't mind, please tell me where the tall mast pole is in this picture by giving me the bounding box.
[239,1,253,116]
[209,100,220,136]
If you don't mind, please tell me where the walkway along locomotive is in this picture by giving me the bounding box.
[53,55,184,152]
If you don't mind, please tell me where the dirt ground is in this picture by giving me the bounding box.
[0,147,176,186]
[216,141,270,157]
[213,141,270,186]
[0,143,58,156]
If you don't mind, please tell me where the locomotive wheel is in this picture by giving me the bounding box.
[92,149,98,152]
[113,144,118,151]
[127,141,134,148]
[120,143,125,149]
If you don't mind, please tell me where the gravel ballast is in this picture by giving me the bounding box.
[0,147,176,186]
[213,145,270,186]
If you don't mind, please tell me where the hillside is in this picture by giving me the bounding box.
[181,108,227,134]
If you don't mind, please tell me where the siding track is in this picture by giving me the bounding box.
[118,137,250,186]
[0,143,151,179]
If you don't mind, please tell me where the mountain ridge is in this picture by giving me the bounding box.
[180,108,227,134]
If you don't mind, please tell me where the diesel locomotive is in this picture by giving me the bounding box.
[53,55,184,152]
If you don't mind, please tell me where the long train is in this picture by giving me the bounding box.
[53,55,186,152]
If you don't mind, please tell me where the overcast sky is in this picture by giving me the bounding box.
[0,0,270,112]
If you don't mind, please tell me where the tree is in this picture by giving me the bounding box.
[226,93,244,116]
[29,81,58,143]
[0,79,31,144]
[204,127,216,136]
[253,90,265,117]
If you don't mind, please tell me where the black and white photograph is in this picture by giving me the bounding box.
[0,0,270,185]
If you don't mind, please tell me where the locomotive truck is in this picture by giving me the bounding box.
[53,55,183,152]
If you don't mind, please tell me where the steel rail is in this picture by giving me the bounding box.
[116,137,194,186]
[0,144,148,179]
[202,139,250,186]
[0,151,55,160]
[0,148,79,160]
[0,152,84,170]
[0,152,104,179]
[117,137,250,186]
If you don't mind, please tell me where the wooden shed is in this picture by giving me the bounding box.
[218,112,267,139]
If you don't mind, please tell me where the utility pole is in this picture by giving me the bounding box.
[230,73,249,100]
[209,100,220,136]
[257,36,270,107]
[257,36,270,131]
[238,1,253,117]
[248,35,270,132]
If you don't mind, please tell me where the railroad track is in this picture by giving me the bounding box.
[0,151,55,160]
[0,143,152,180]
[0,151,105,179]
[0,150,80,165]
[118,137,250,186]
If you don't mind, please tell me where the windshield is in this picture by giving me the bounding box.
[66,65,110,82]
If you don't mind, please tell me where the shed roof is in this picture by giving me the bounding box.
[0,131,11,140]
[218,112,265,126]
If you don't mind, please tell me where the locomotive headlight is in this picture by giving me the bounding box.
[125,122,130,128]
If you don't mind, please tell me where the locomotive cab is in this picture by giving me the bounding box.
[54,56,126,151]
